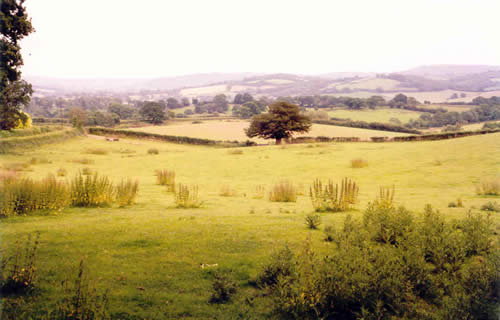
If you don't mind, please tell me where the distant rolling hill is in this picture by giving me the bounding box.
[26,65,500,103]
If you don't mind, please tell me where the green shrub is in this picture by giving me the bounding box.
[156,169,175,192]
[256,246,295,288]
[350,158,368,168]
[70,172,114,207]
[309,178,358,212]
[305,213,321,229]
[147,148,159,155]
[84,148,108,155]
[174,184,202,208]
[209,272,237,304]
[480,201,500,212]
[323,224,336,242]
[0,232,40,296]
[476,177,500,196]
[115,179,139,207]
[0,175,69,217]
[263,205,498,319]
[269,180,297,202]
[57,168,67,177]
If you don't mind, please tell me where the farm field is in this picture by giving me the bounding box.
[130,120,409,143]
[1,133,499,318]
[327,108,422,123]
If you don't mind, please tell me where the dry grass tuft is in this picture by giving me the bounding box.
[269,181,297,202]
[350,158,368,168]
[476,177,500,196]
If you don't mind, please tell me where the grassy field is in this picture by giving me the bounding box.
[327,108,422,123]
[130,120,409,143]
[0,133,499,318]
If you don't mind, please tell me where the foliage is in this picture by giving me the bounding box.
[480,201,500,212]
[253,185,266,199]
[174,183,202,208]
[219,185,237,197]
[350,158,368,168]
[313,119,421,134]
[304,213,321,229]
[263,205,499,319]
[46,259,110,320]
[476,177,500,196]
[269,180,297,202]
[232,101,266,118]
[0,232,39,296]
[155,169,175,192]
[209,272,237,304]
[309,178,359,212]
[482,122,500,130]
[87,111,120,127]
[70,172,115,207]
[0,175,69,216]
[115,179,139,207]
[147,148,159,155]
[246,101,312,144]
[373,185,395,210]
[323,224,336,242]
[84,148,108,155]
[139,102,166,124]
[0,0,34,130]
[256,246,295,288]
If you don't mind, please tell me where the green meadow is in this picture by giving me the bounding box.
[1,132,499,318]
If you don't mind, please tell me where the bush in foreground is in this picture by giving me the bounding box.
[115,179,139,207]
[70,172,115,207]
[175,183,202,208]
[258,204,498,319]
[0,175,69,217]
[156,169,175,192]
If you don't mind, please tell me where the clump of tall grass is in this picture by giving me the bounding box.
[269,180,297,202]
[175,183,202,208]
[350,158,368,168]
[115,179,139,207]
[373,185,395,209]
[83,148,108,155]
[81,167,93,175]
[3,162,31,172]
[0,175,69,217]
[0,232,40,296]
[57,168,67,177]
[480,201,499,212]
[253,185,266,199]
[70,158,94,165]
[0,170,17,182]
[310,178,359,212]
[156,169,175,192]
[227,149,243,155]
[29,157,51,165]
[476,177,500,196]
[219,185,237,197]
[70,172,114,207]
[147,148,159,155]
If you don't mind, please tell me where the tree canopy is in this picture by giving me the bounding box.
[139,102,166,124]
[0,0,34,130]
[245,101,311,144]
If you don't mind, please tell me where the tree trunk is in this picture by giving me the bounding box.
[276,138,282,145]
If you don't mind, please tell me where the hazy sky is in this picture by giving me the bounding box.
[20,0,500,78]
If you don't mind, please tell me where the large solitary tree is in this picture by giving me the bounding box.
[245,101,311,144]
[0,0,35,130]
[139,102,166,124]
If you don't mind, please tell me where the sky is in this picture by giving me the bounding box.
[20,0,500,79]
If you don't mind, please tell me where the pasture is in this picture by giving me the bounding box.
[327,108,421,123]
[1,132,499,318]
[130,120,409,143]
